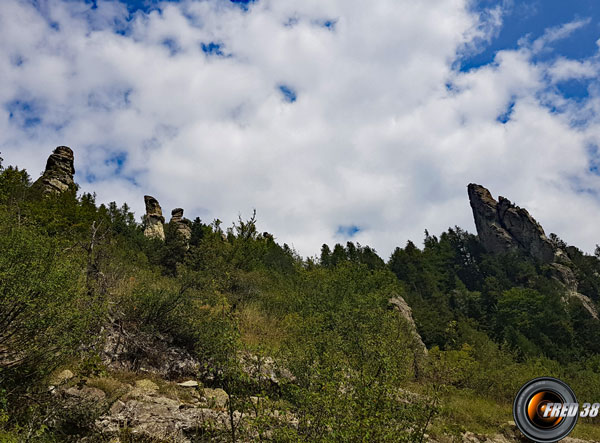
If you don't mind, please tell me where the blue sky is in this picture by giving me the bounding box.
[466,0,599,66]
[462,0,600,101]
[2,0,600,257]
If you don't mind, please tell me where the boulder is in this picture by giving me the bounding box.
[33,146,76,194]
[51,369,75,385]
[143,195,165,241]
[202,388,229,409]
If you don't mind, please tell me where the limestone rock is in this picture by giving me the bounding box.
[64,386,106,403]
[571,291,599,319]
[467,184,555,263]
[389,294,427,354]
[177,380,199,388]
[202,388,229,409]
[101,323,200,379]
[143,195,165,241]
[33,146,76,194]
[468,184,598,319]
[550,263,599,318]
[239,352,295,386]
[169,208,192,247]
[96,395,234,442]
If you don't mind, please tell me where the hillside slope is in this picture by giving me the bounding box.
[1,147,600,442]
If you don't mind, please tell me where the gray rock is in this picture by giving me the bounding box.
[389,295,427,354]
[169,208,192,248]
[177,380,199,388]
[143,195,165,241]
[101,323,200,379]
[467,184,554,263]
[202,388,229,409]
[33,146,76,194]
[550,263,599,318]
[239,352,295,385]
[468,184,598,318]
[96,394,234,442]
[64,386,106,402]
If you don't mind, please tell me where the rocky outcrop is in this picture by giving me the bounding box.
[143,195,165,241]
[101,323,199,379]
[468,184,598,318]
[467,184,555,263]
[33,146,76,194]
[94,378,296,442]
[97,390,235,442]
[169,208,192,247]
[389,295,427,354]
[239,352,295,386]
[550,263,599,319]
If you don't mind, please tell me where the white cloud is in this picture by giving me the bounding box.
[529,18,591,54]
[1,0,600,259]
[548,57,598,82]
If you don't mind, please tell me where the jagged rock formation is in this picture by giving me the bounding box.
[33,146,76,194]
[468,184,598,318]
[389,295,427,355]
[467,184,555,263]
[144,195,165,241]
[169,208,192,247]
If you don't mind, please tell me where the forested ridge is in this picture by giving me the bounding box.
[2,149,600,442]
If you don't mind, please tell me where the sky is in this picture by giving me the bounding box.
[2,0,600,259]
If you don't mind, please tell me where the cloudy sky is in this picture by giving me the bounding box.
[2,0,600,259]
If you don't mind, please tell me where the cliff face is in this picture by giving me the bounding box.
[467,184,555,263]
[33,146,76,194]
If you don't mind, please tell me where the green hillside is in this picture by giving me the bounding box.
[2,151,600,442]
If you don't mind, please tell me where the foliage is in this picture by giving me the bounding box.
[0,213,100,387]
[3,158,600,440]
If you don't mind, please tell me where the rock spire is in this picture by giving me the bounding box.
[169,208,192,248]
[143,195,165,241]
[467,183,555,263]
[34,146,76,194]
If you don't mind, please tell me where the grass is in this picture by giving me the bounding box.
[238,302,288,351]
[86,376,128,399]
[570,420,600,440]
[429,389,512,437]
[429,387,600,440]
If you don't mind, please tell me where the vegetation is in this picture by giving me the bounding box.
[1,155,600,441]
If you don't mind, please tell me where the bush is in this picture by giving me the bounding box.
[0,216,100,388]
